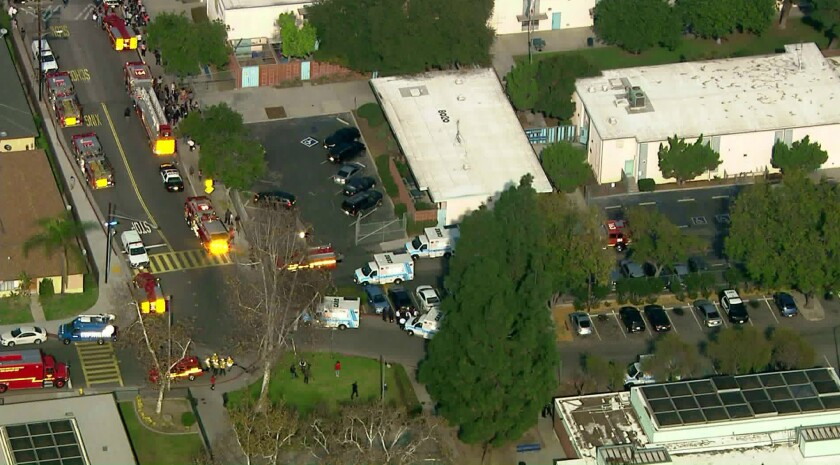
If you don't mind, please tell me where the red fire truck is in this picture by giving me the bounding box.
[184,197,233,255]
[0,349,69,393]
[604,219,631,252]
[124,61,175,155]
[130,272,168,314]
[103,14,138,51]
[277,244,340,271]
[71,133,115,189]
[149,356,205,384]
[46,72,82,128]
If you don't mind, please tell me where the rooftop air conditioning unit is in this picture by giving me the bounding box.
[628,86,646,109]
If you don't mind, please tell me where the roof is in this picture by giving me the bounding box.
[371,69,552,203]
[0,349,44,366]
[0,394,136,465]
[0,150,86,282]
[575,43,840,142]
[0,39,37,140]
[220,0,310,9]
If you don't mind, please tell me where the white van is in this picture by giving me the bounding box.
[31,39,58,73]
[120,230,150,269]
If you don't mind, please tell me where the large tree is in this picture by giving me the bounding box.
[533,54,600,121]
[581,354,625,393]
[708,326,772,374]
[732,0,776,35]
[626,207,705,277]
[644,333,701,382]
[770,327,817,370]
[771,136,829,174]
[277,13,317,58]
[505,62,539,111]
[540,142,594,193]
[420,176,557,450]
[23,211,95,294]
[677,0,736,39]
[658,135,722,183]
[146,13,229,77]
[812,0,840,48]
[593,0,682,53]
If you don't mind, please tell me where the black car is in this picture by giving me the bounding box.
[253,191,296,209]
[388,286,419,327]
[343,176,376,196]
[327,141,365,163]
[324,127,361,149]
[619,306,646,333]
[341,190,383,217]
[643,305,672,332]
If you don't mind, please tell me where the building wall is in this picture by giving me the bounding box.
[211,2,311,41]
[490,0,596,34]
[600,137,636,183]
[0,273,83,297]
[0,137,37,153]
[443,196,485,226]
[794,124,840,170]
[799,434,840,458]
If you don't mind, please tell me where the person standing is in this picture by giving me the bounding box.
[290,364,297,379]
[210,374,216,390]
[69,176,76,191]
[225,356,234,374]
[124,106,131,119]
[303,366,310,385]
[351,381,359,399]
[335,360,341,378]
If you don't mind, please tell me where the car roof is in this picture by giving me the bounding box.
[723,289,740,299]
[365,285,385,296]
[16,326,41,332]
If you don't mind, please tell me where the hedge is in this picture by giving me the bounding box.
[375,155,399,198]
[638,178,656,192]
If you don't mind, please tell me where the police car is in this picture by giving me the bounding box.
[159,163,184,192]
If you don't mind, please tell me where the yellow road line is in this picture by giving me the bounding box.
[75,341,124,387]
[101,102,172,251]
[147,249,235,274]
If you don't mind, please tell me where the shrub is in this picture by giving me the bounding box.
[616,277,662,304]
[180,411,196,427]
[394,203,407,218]
[39,278,55,297]
[374,155,399,197]
[638,178,656,192]
[357,103,385,127]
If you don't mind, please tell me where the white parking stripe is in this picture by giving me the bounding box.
[666,308,678,333]
[638,202,656,206]
[688,304,704,329]
[591,316,603,341]
[763,297,780,323]
[677,198,695,202]
[712,195,729,199]
[612,311,628,339]
[713,302,729,328]
[605,205,622,210]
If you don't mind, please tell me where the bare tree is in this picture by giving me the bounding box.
[304,402,450,465]
[229,397,299,465]
[228,206,331,408]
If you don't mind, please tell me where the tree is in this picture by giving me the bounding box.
[644,333,701,381]
[657,135,722,183]
[194,20,231,70]
[732,0,776,34]
[229,397,298,465]
[533,54,600,121]
[146,14,230,77]
[626,207,705,276]
[811,0,840,48]
[770,327,817,370]
[504,62,539,111]
[540,142,594,193]
[582,354,625,393]
[778,0,794,29]
[708,326,772,374]
[277,13,317,58]
[420,176,557,450]
[178,103,267,190]
[228,206,330,408]
[677,0,736,40]
[593,0,682,53]
[22,211,95,294]
[771,136,829,174]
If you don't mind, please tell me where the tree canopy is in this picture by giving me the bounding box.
[657,135,722,183]
[23,212,95,294]
[504,54,600,121]
[626,207,705,276]
[308,0,494,74]
[771,136,829,174]
[811,0,840,48]
[277,13,317,58]
[420,176,557,447]
[677,0,775,39]
[644,333,701,381]
[146,13,229,77]
[505,62,539,111]
[593,0,682,53]
[540,142,594,193]
[770,327,817,370]
[708,326,772,374]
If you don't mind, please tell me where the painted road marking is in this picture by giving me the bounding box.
[49,25,70,38]
[147,249,234,275]
[605,205,621,210]
[75,342,124,387]
[75,4,96,20]
[68,68,91,82]
[712,195,729,200]
[677,198,695,202]
[84,113,102,127]
[638,201,656,206]
[102,103,172,250]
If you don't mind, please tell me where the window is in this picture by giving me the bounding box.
[521,20,540,31]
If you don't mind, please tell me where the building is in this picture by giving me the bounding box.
[572,43,840,185]
[489,0,596,34]
[0,394,136,465]
[371,68,552,226]
[0,32,37,153]
[0,150,85,296]
[553,368,840,465]
[207,0,310,41]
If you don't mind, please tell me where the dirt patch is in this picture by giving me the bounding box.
[136,396,199,434]
[552,306,575,342]
[265,106,287,119]
[354,111,396,158]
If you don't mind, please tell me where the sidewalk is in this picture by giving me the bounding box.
[491,26,602,77]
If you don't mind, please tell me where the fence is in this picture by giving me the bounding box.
[524,125,578,144]
[355,214,407,246]
[185,69,236,93]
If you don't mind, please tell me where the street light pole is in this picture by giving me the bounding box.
[105,203,115,283]
[527,0,533,65]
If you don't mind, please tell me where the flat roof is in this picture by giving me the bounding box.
[0,394,136,465]
[221,0,310,9]
[0,38,37,139]
[576,43,840,142]
[371,69,552,203]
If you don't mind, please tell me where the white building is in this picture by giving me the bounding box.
[371,69,552,226]
[207,0,310,41]
[489,0,596,34]
[553,368,840,465]
[573,43,840,185]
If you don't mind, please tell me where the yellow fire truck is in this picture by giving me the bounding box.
[46,72,82,128]
[124,61,175,155]
[71,133,114,189]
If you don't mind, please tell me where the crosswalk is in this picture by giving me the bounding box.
[146,249,236,275]
[75,342,124,387]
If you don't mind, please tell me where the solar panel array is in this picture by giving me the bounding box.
[640,368,840,428]
[4,420,86,465]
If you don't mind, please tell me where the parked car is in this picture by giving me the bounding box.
[343,176,376,196]
[254,191,296,209]
[620,259,645,279]
[661,264,689,290]
[159,163,184,192]
[324,127,360,149]
[341,190,383,217]
[571,312,593,336]
[327,141,365,163]
[364,284,390,315]
[720,289,749,324]
[644,305,672,332]
[388,286,418,327]
[332,162,366,185]
[619,306,646,333]
[694,299,722,327]
[415,285,441,312]
[0,326,48,346]
[774,292,799,317]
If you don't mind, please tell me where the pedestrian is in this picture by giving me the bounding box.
[210,353,219,376]
[351,381,359,399]
[197,169,203,181]
[224,209,232,225]
[187,138,196,152]
[541,404,551,418]
[154,49,161,65]
[62,0,68,6]
[290,364,297,379]
[69,176,76,190]
[12,18,17,30]
[225,356,234,374]
[335,360,341,378]
[140,41,146,57]
[204,356,211,371]
[92,12,98,23]
[210,374,216,390]
[124,106,131,119]
[303,367,310,385]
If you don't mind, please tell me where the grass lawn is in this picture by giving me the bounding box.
[0,297,33,325]
[41,275,98,321]
[118,403,204,465]
[228,352,420,416]
[521,18,828,70]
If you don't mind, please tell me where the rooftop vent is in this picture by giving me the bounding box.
[457,95,465,101]
[608,117,618,125]
[627,85,647,109]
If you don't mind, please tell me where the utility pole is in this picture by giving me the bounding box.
[105,203,117,283]
[527,0,533,65]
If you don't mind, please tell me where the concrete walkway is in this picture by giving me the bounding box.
[491,26,602,77]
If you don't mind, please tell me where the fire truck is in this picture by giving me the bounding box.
[0,349,69,393]
[277,244,340,271]
[184,197,233,255]
[103,14,138,51]
[124,61,175,155]
[131,272,168,314]
[604,219,631,252]
[148,356,205,384]
[71,133,115,189]
[46,72,82,128]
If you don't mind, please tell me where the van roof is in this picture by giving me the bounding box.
[121,230,142,242]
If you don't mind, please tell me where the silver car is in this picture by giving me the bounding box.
[694,300,722,327]
[571,312,593,336]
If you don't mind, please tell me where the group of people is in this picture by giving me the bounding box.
[290,360,313,384]
[155,81,199,128]
[122,0,150,31]
[204,353,235,376]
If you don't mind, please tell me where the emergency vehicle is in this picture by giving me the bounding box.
[277,244,340,271]
[71,133,115,189]
[130,272,168,314]
[405,226,459,260]
[124,61,176,155]
[46,72,82,127]
[304,296,360,330]
[184,196,233,255]
[57,314,118,345]
[604,219,631,252]
[404,309,443,339]
[0,350,69,393]
[148,356,205,383]
[354,253,414,285]
[103,14,138,51]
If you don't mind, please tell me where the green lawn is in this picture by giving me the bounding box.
[0,297,34,325]
[521,18,828,70]
[41,275,99,321]
[228,352,419,416]
[118,403,204,465]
